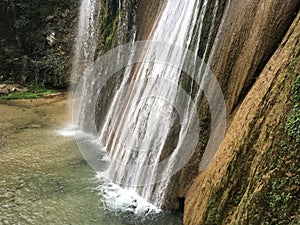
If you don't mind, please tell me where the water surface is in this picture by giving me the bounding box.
[0,97,182,224]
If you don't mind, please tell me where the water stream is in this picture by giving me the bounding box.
[73,0,228,209]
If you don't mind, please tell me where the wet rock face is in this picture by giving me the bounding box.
[211,0,300,114]
[73,0,299,216]
[184,8,300,225]
[161,0,299,212]
[136,0,164,40]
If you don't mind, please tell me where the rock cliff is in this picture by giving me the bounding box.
[184,8,300,225]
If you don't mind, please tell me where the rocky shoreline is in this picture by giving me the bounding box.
[0,84,28,95]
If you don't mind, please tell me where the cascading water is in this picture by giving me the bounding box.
[72,0,229,210]
[71,0,100,82]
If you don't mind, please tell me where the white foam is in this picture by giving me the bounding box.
[56,125,78,137]
[96,174,160,215]
[57,126,161,215]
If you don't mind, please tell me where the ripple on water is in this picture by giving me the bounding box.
[0,126,182,224]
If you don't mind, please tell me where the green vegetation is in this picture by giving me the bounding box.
[285,73,300,143]
[0,0,137,87]
[251,138,299,225]
[97,1,119,54]
[0,0,78,87]
[203,65,300,225]
[205,194,221,225]
[95,0,138,55]
[247,72,300,224]
[285,105,300,142]
[0,86,56,100]
[291,73,300,103]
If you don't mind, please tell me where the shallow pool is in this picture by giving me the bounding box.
[0,99,182,225]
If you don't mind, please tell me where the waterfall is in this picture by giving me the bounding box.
[72,0,228,209]
[71,0,100,83]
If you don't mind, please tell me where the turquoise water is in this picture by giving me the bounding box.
[0,124,183,224]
